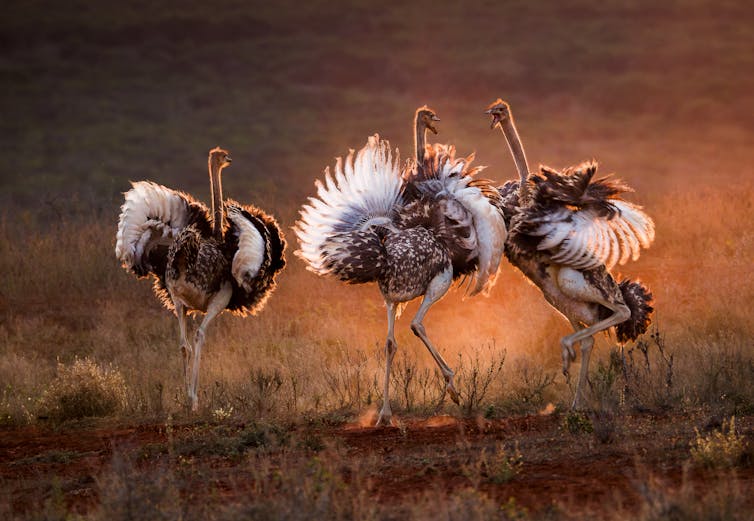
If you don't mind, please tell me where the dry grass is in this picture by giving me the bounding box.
[2,180,751,424]
[37,358,127,422]
[690,416,750,469]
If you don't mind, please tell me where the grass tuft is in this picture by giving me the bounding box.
[37,358,127,422]
[690,416,749,469]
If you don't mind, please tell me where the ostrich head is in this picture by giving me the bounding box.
[484,99,511,129]
[416,106,440,134]
[208,147,232,170]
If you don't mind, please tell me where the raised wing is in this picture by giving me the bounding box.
[224,202,286,315]
[514,162,655,270]
[226,204,267,291]
[402,143,507,295]
[115,181,210,276]
[294,135,403,281]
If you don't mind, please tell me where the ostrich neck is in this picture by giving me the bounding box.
[414,118,427,164]
[209,164,225,240]
[500,117,530,206]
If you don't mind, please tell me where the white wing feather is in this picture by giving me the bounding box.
[115,181,202,269]
[431,147,507,295]
[294,135,403,276]
[534,201,654,270]
[227,207,266,291]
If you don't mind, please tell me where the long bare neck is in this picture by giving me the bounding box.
[500,116,530,206]
[209,162,224,240]
[414,117,427,164]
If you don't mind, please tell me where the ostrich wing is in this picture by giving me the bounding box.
[520,199,655,270]
[115,181,211,276]
[402,144,507,295]
[513,161,655,270]
[225,204,267,292]
[224,201,286,316]
[294,135,403,281]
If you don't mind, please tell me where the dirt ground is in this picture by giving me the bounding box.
[2,411,753,518]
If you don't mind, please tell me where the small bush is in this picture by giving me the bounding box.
[619,329,677,411]
[37,358,127,422]
[455,343,506,415]
[690,416,748,469]
[482,443,523,484]
[562,411,593,434]
[463,442,523,488]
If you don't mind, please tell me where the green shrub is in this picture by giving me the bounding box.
[38,358,127,422]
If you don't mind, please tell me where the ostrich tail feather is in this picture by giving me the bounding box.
[294,135,402,282]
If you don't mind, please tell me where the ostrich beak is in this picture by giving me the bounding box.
[485,109,502,129]
[427,117,440,134]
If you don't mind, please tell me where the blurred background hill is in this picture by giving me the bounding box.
[2,0,751,217]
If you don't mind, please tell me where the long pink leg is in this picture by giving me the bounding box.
[409,267,459,404]
[376,301,398,426]
[557,268,629,409]
[188,284,232,412]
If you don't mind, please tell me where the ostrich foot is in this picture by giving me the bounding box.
[445,376,460,405]
[376,404,392,427]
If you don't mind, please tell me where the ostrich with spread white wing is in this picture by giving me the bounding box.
[115,147,285,411]
[295,125,506,426]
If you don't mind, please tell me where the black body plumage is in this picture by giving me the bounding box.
[224,202,286,315]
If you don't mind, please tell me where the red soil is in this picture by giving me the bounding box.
[2,412,753,518]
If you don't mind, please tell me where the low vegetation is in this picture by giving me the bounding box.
[37,358,128,423]
[690,416,750,469]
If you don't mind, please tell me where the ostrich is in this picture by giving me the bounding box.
[295,123,507,426]
[115,147,286,411]
[485,99,655,408]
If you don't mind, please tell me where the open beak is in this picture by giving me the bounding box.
[485,109,502,129]
[428,116,440,134]
[225,155,232,164]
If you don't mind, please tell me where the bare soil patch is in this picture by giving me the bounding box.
[2,412,753,518]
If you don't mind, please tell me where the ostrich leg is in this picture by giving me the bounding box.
[409,266,460,404]
[557,268,630,409]
[188,284,233,412]
[174,301,193,397]
[570,335,596,409]
[561,318,582,377]
[376,301,398,426]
